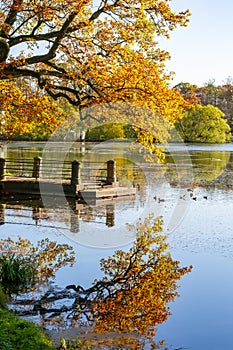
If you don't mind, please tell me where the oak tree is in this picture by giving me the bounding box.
[0,0,191,151]
[11,216,192,347]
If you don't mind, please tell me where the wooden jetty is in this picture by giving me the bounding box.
[0,157,136,200]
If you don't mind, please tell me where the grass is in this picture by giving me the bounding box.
[0,248,91,349]
[0,307,96,350]
[0,308,56,350]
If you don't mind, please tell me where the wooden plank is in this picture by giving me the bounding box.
[78,187,136,199]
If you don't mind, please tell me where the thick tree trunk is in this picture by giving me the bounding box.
[0,38,9,62]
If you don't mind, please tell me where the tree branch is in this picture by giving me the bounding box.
[0,38,10,62]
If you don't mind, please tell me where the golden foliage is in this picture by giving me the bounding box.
[0,1,191,148]
[5,216,192,348]
[90,216,192,339]
[0,80,67,137]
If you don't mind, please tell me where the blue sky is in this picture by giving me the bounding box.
[160,0,233,87]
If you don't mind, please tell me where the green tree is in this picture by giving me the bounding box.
[0,1,190,108]
[176,79,233,129]
[175,104,231,143]
[86,123,126,141]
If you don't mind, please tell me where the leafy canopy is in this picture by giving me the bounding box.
[175,104,231,143]
[11,216,192,348]
[0,0,191,151]
[0,80,67,138]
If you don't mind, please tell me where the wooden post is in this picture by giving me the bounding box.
[0,204,5,225]
[106,204,115,227]
[106,160,116,184]
[71,160,81,185]
[70,210,80,233]
[32,156,42,179]
[0,158,6,180]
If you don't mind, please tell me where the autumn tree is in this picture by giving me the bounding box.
[12,216,192,347]
[174,82,200,104]
[0,0,190,152]
[197,81,233,129]
[175,104,231,143]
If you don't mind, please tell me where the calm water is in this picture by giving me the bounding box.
[1,141,233,349]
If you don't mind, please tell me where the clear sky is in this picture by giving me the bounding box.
[160,0,233,87]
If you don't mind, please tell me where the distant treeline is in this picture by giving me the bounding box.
[4,79,233,144]
[172,80,233,143]
[175,80,233,130]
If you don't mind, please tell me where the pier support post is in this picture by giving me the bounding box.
[106,204,115,227]
[0,158,6,180]
[70,210,80,233]
[0,204,5,225]
[32,156,42,179]
[71,161,81,185]
[106,160,116,184]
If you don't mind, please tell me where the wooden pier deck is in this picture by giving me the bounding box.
[0,158,136,200]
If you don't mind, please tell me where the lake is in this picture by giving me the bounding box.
[1,141,233,349]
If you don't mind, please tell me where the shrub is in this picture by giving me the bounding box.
[0,254,35,295]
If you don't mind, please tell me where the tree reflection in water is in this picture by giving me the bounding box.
[5,216,192,349]
[165,149,230,185]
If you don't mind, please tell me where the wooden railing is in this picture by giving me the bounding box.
[0,157,117,185]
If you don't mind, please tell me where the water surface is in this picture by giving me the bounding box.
[1,141,233,349]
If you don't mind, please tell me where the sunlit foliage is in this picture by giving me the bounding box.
[12,216,192,348]
[0,80,67,139]
[0,308,55,350]
[175,79,233,129]
[0,0,191,152]
[175,104,231,143]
